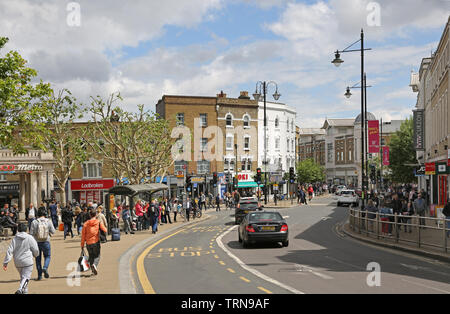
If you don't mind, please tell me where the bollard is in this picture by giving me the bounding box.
[394,213,399,243]
[366,210,369,236]
[444,217,448,253]
[376,211,380,240]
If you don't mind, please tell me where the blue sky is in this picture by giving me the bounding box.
[0,0,448,127]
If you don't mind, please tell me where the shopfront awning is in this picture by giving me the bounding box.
[108,183,168,197]
[237,182,264,188]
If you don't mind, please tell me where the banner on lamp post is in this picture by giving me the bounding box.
[368,120,380,153]
[382,146,390,166]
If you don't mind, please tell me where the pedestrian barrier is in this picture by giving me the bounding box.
[348,207,450,254]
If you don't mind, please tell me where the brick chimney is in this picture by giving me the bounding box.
[238,91,250,99]
[217,90,227,98]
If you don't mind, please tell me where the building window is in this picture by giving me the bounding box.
[244,136,250,151]
[275,117,279,128]
[243,115,250,127]
[226,135,234,150]
[174,161,187,173]
[83,161,102,179]
[224,159,235,172]
[200,138,208,152]
[287,139,290,152]
[200,114,207,127]
[275,137,280,150]
[197,160,210,174]
[176,138,184,154]
[176,113,185,126]
[327,143,333,163]
[226,114,233,127]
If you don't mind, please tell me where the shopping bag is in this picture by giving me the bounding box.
[77,248,90,272]
[58,223,64,231]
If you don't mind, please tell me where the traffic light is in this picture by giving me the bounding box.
[233,176,238,188]
[186,174,191,187]
[255,168,262,183]
[289,167,295,183]
[212,172,218,185]
[370,165,376,181]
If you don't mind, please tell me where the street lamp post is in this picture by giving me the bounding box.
[253,81,281,205]
[332,29,372,207]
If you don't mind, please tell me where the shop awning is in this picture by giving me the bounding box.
[108,183,168,197]
[237,182,263,188]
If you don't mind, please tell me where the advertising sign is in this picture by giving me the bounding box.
[413,109,425,151]
[70,179,115,191]
[425,162,436,175]
[382,146,390,166]
[368,120,380,153]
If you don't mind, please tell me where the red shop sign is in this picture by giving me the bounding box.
[70,179,115,191]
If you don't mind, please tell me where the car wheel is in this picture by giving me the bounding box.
[242,238,250,248]
[337,202,341,207]
[282,240,289,247]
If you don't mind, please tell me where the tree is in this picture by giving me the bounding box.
[296,159,325,184]
[387,117,417,184]
[39,89,89,205]
[0,37,53,153]
[86,93,175,185]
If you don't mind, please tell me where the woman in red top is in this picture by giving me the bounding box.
[308,185,314,202]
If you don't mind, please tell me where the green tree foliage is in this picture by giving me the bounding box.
[0,37,52,152]
[39,89,88,205]
[86,93,175,185]
[296,158,325,184]
[387,117,417,184]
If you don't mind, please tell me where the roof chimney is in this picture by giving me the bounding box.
[238,91,250,99]
[217,90,226,98]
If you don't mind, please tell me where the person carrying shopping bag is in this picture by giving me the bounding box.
[81,209,107,276]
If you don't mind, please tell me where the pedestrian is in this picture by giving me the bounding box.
[151,200,160,234]
[81,208,107,276]
[402,200,414,233]
[25,203,36,232]
[413,193,427,228]
[200,192,206,211]
[174,200,181,222]
[135,200,144,231]
[442,200,450,238]
[185,197,191,222]
[164,198,172,224]
[3,223,39,294]
[96,206,108,243]
[364,199,378,232]
[308,185,314,202]
[49,201,58,229]
[0,209,17,236]
[121,205,134,235]
[74,206,82,236]
[110,208,119,229]
[216,194,221,212]
[143,201,151,230]
[379,200,393,236]
[391,193,403,232]
[191,198,197,220]
[29,208,55,280]
[61,205,74,240]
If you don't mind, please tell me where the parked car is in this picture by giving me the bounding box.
[337,189,359,207]
[335,185,347,195]
[235,197,261,225]
[238,211,289,248]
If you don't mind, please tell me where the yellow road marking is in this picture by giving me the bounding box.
[227,268,235,273]
[219,261,226,265]
[214,255,219,259]
[239,276,251,283]
[136,227,191,294]
[257,287,273,294]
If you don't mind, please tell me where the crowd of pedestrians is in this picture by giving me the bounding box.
[359,186,443,237]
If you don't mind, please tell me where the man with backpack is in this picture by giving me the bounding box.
[30,208,55,280]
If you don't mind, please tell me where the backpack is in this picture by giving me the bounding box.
[36,218,49,241]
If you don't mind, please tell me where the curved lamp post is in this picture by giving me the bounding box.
[253,81,281,205]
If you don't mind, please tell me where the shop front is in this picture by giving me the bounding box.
[69,179,115,206]
[236,172,260,197]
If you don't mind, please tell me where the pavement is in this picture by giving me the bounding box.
[0,213,210,294]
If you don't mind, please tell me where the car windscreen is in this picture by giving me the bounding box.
[341,191,354,195]
[239,202,258,210]
[248,212,282,222]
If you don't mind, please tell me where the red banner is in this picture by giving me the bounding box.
[382,146,390,166]
[70,179,115,191]
[368,120,380,153]
[425,162,436,175]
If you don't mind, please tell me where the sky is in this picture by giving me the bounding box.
[0,0,449,128]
